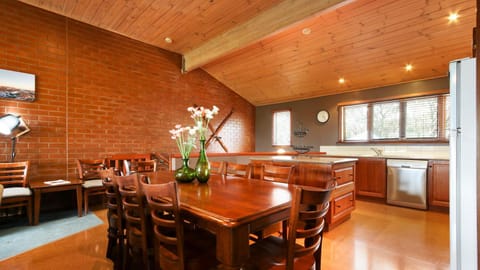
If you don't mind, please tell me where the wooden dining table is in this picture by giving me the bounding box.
[144,171,294,270]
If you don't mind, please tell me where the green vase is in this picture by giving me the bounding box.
[195,139,210,183]
[175,158,196,183]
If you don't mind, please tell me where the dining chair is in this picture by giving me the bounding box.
[260,164,295,184]
[256,164,296,239]
[0,161,32,225]
[115,173,152,270]
[140,180,218,270]
[106,153,151,176]
[123,159,157,175]
[76,159,106,215]
[245,181,336,270]
[101,168,125,269]
[209,161,226,175]
[225,162,252,178]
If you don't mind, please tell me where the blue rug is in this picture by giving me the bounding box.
[0,210,103,261]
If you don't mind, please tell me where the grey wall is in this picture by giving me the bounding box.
[255,77,449,152]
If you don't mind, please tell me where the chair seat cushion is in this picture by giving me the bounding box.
[82,179,103,189]
[2,187,32,198]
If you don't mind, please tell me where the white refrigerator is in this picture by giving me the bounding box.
[449,57,478,269]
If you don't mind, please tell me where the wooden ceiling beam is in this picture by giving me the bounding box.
[181,0,354,73]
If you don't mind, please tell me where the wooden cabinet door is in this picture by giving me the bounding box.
[428,160,449,208]
[356,158,386,198]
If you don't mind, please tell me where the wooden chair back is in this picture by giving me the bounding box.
[124,159,157,175]
[106,153,151,176]
[226,162,252,178]
[286,181,336,270]
[0,161,32,225]
[0,161,29,187]
[76,159,105,180]
[210,161,226,175]
[260,164,295,184]
[141,181,186,270]
[100,168,124,263]
[115,173,151,269]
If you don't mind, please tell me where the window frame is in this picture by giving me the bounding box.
[338,93,449,144]
[272,109,292,146]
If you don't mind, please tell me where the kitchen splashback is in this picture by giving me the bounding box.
[319,145,449,160]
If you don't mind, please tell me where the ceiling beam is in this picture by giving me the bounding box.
[182,0,353,73]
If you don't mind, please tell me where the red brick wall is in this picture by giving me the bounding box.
[0,0,255,182]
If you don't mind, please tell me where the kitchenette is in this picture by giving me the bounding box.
[319,145,450,211]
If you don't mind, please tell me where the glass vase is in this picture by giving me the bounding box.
[175,158,196,183]
[195,139,210,183]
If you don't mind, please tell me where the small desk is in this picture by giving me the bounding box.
[145,171,293,269]
[29,179,83,225]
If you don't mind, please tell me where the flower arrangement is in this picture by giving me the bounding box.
[169,124,198,159]
[188,105,219,140]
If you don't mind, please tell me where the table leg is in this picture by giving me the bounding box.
[33,189,41,225]
[76,186,83,217]
[216,225,250,269]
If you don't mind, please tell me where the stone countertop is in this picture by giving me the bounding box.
[250,156,358,164]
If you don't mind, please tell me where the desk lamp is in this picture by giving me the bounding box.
[0,114,30,162]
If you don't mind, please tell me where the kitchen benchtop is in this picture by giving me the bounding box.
[250,156,358,164]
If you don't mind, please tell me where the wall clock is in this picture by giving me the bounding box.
[316,110,329,124]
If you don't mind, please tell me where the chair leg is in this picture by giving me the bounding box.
[84,191,89,215]
[27,198,33,225]
[315,234,324,270]
[106,227,117,259]
[282,220,288,239]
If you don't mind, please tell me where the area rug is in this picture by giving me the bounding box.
[0,210,103,261]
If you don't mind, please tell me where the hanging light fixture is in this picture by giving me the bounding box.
[0,114,30,161]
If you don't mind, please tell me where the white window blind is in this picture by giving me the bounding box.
[405,97,438,138]
[339,94,449,142]
[372,101,400,139]
[343,104,368,141]
[273,110,291,146]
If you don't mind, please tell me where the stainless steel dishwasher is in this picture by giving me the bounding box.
[386,159,428,210]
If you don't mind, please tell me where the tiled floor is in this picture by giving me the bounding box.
[0,200,449,270]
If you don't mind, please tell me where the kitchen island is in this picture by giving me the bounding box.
[250,156,357,230]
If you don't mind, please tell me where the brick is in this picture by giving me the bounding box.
[0,0,255,181]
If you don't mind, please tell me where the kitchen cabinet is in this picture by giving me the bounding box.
[250,157,357,230]
[356,157,386,199]
[428,160,449,208]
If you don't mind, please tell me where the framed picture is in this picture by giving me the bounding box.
[0,69,35,101]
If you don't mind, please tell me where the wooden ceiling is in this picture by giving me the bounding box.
[19,0,476,106]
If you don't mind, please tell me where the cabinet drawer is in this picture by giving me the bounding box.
[333,166,354,185]
[332,191,355,217]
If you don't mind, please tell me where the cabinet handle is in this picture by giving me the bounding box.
[336,205,342,208]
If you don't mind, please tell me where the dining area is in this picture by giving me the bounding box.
[100,160,336,270]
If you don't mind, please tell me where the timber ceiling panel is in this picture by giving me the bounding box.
[18,0,476,106]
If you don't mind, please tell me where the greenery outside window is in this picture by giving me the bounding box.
[339,94,449,143]
[272,109,291,146]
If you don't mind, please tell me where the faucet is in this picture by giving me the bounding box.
[370,147,383,156]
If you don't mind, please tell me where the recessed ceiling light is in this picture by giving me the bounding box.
[302,28,311,35]
[164,37,173,43]
[405,64,413,71]
[448,12,459,23]
[338,78,345,84]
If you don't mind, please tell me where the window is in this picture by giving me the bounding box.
[339,94,449,143]
[343,104,368,141]
[272,110,291,146]
[372,101,400,139]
